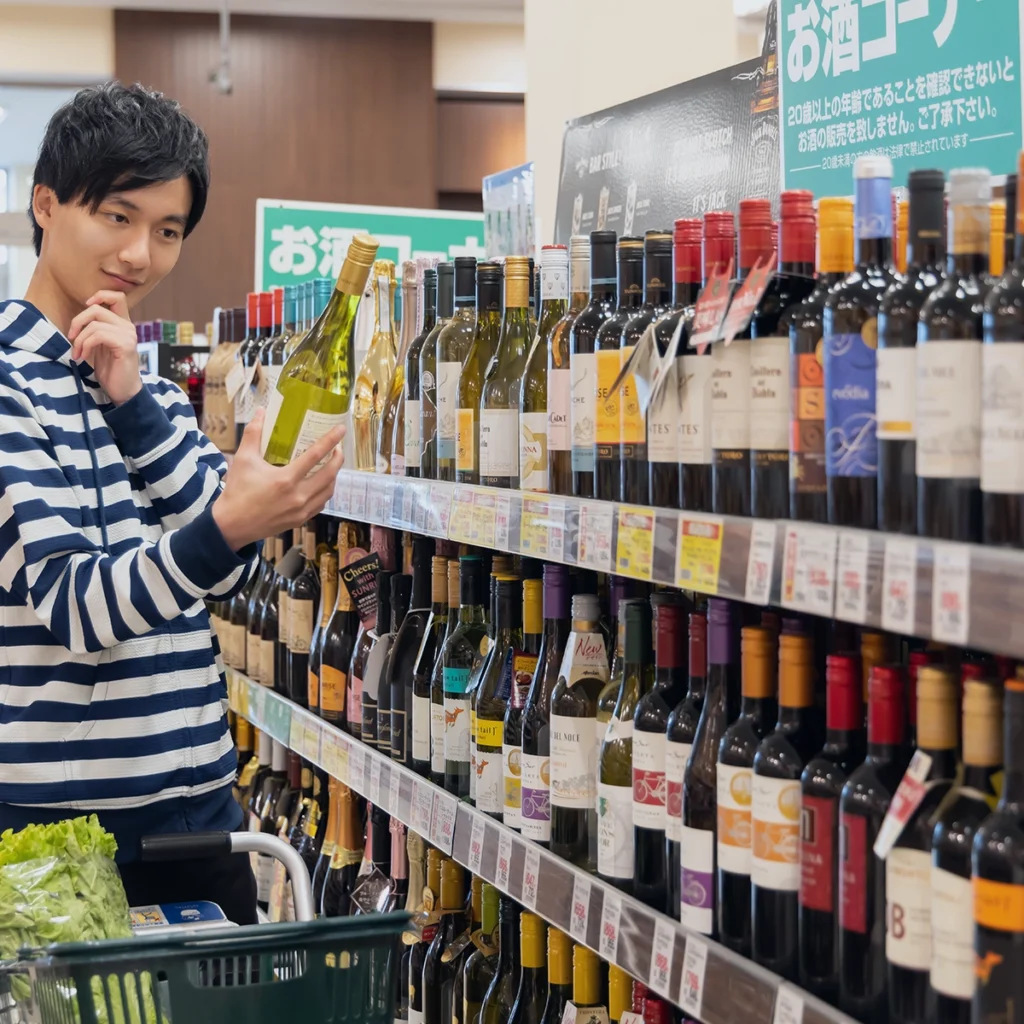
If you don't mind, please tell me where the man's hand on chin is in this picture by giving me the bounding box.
[67,290,142,405]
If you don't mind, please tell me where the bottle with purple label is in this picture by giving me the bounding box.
[824,155,897,529]
[679,598,740,935]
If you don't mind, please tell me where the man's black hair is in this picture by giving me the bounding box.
[29,81,210,256]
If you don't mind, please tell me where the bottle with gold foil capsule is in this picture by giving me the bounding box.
[423,859,468,1024]
[463,882,500,1024]
[565,945,606,1024]
[716,625,778,958]
[750,630,821,981]
[508,912,548,1024]
[539,929,572,1024]
[353,259,397,471]
[319,525,359,727]
[457,262,503,484]
[307,550,338,716]
[262,235,379,466]
[861,630,891,704]
[481,255,533,489]
[884,667,959,1024]
[594,236,643,502]
[895,196,909,276]
[409,846,443,1024]
[928,677,1002,1020]
[607,966,632,1024]
[1003,173,1017,273]
[621,230,673,505]
[378,259,418,475]
[990,199,1007,279]
[790,197,853,522]
[437,257,479,482]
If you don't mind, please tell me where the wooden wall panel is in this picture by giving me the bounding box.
[437,97,525,193]
[114,10,436,326]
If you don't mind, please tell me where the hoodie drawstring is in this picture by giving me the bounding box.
[72,365,111,554]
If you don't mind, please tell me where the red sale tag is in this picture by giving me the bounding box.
[688,260,735,349]
[873,750,933,859]
[719,252,777,344]
[570,875,591,943]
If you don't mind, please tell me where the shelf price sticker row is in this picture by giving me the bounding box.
[616,506,656,581]
[676,515,725,594]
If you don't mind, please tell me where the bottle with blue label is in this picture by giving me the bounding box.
[824,155,896,528]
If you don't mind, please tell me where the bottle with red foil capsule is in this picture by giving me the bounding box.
[680,213,734,513]
[633,593,689,912]
[799,654,866,1003]
[712,199,773,517]
[648,219,701,508]
[665,612,707,920]
[839,664,910,1023]
[749,190,817,519]
[751,630,823,980]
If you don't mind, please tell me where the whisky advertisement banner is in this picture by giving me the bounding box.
[553,55,780,243]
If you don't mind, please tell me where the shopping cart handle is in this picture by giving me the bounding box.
[140,831,233,862]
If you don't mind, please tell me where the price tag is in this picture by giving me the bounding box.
[744,519,777,605]
[351,475,369,519]
[649,918,676,996]
[882,537,918,634]
[412,780,434,836]
[676,514,724,594]
[449,487,475,543]
[599,891,622,962]
[225,360,245,402]
[494,493,513,550]
[678,935,709,1019]
[520,499,550,557]
[468,815,486,874]
[932,543,971,646]
[496,831,514,891]
[334,473,353,516]
[302,720,322,764]
[835,531,870,624]
[322,731,348,783]
[401,484,415,528]
[472,492,497,548]
[383,480,397,525]
[619,1014,645,1024]
[772,985,805,1024]
[433,792,458,855]
[430,484,453,537]
[579,502,614,572]
[548,500,567,562]
[521,845,541,909]
[248,683,266,730]
[369,757,383,807]
[368,479,386,523]
[873,749,934,859]
[616,506,655,580]
[289,714,304,754]
[569,874,591,943]
[350,748,366,794]
[389,769,402,819]
[781,523,838,617]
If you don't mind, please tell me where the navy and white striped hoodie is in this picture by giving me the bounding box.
[0,300,260,860]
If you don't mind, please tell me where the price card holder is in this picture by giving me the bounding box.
[367,479,385,523]
[334,473,353,516]
[322,731,349,784]
[412,780,434,837]
[401,483,415,529]
[836,531,871,624]
[350,748,367,795]
[521,845,541,910]
[449,487,475,543]
[548,500,567,562]
[781,523,838,617]
[569,874,592,944]
[249,683,267,731]
[520,498,550,557]
[351,475,369,520]
[676,514,724,594]
[771,985,805,1024]
[262,694,291,744]
[494,493,513,550]
[473,492,497,548]
[616,506,655,581]
[744,519,777,605]
[882,537,918,634]
[289,713,304,755]
[496,831,514,891]
[468,816,486,874]
[389,769,402,820]
[432,792,458,855]
[932,543,970,646]
[599,891,622,963]
[302,720,322,764]
[430,484,453,537]
[369,758,383,808]
[579,502,614,572]
[384,480,397,525]
[678,935,709,1020]
[649,918,676,997]
[413,484,429,533]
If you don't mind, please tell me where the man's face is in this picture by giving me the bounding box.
[33,176,192,311]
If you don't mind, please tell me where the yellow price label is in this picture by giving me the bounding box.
[322,731,349,783]
[303,721,322,763]
[449,488,475,543]
[520,498,550,557]
[676,515,725,594]
[289,714,304,753]
[472,493,497,548]
[615,506,656,581]
[237,676,250,720]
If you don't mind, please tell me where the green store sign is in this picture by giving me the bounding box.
[778,0,1023,195]
[255,199,486,290]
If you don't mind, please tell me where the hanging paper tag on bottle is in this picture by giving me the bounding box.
[688,260,735,349]
[873,750,934,859]
[718,252,777,344]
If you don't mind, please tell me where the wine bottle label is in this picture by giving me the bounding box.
[647,362,678,464]
[885,847,932,969]
[289,599,314,654]
[679,354,714,465]
[294,409,346,467]
[232,623,248,671]
[982,341,1024,494]
[412,694,431,763]
[570,351,596,472]
[456,407,476,473]
[503,742,522,829]
[595,349,623,449]
[480,409,519,478]
[260,366,283,409]
[632,731,666,830]
[259,638,276,687]
[556,630,609,690]
[520,752,551,841]
[542,264,569,300]
[597,781,634,879]
[469,712,477,801]
[711,339,751,452]
[620,346,645,447]
[430,698,445,773]
[825,330,877,478]
[436,362,461,460]
[391,452,404,475]
[799,793,836,913]
[278,594,290,647]
[791,350,826,493]
[548,368,572,452]
[443,695,471,762]
[225,360,246,403]
[930,867,974,998]
[716,763,753,875]
[679,824,715,934]
[245,633,262,682]
[348,675,363,730]
[749,337,789,451]
[519,411,549,492]
[550,713,597,809]
[404,398,422,469]
[476,724,504,814]
[751,775,801,892]
[664,740,692,843]
[839,810,869,934]
[876,347,916,440]
[917,340,982,479]
[603,715,632,745]
[321,665,346,715]
[234,372,258,425]
[308,668,320,710]
[375,453,389,474]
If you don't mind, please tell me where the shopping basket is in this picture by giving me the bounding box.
[20,831,409,1024]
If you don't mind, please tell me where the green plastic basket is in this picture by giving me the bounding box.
[25,913,408,1024]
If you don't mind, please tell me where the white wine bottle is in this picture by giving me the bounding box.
[262,235,379,466]
[353,259,398,471]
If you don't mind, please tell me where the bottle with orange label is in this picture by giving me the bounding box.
[716,625,778,958]
[972,669,1024,1024]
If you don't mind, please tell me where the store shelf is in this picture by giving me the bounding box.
[326,469,1024,659]
[228,668,855,1024]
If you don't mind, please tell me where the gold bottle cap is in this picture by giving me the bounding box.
[572,944,601,1005]
[963,678,1003,767]
[860,631,889,699]
[916,666,958,750]
[432,557,448,604]
[504,255,531,279]
[402,259,418,288]
[426,848,443,892]
[818,196,854,274]
[439,858,465,910]
[608,965,632,1022]
[521,912,547,969]
[524,579,543,636]
[336,234,380,296]
[779,632,814,709]
[741,626,777,699]
[492,555,514,577]
[990,199,1007,277]
[548,927,572,986]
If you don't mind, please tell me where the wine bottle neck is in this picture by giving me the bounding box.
[673,280,700,308]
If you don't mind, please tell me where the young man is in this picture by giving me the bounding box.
[0,83,343,924]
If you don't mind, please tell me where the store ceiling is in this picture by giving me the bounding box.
[0,0,524,23]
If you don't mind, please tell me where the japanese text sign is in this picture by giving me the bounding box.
[779,0,1023,194]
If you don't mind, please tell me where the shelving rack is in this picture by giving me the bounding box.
[228,669,855,1024]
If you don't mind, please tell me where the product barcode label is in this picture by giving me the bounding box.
[678,936,709,1018]
[570,874,591,943]
[836,531,870,624]
[521,845,541,909]
[599,891,622,962]
[496,831,513,890]
[649,919,676,996]
[468,816,486,874]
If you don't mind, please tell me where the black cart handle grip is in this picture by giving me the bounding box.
[139,831,233,862]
